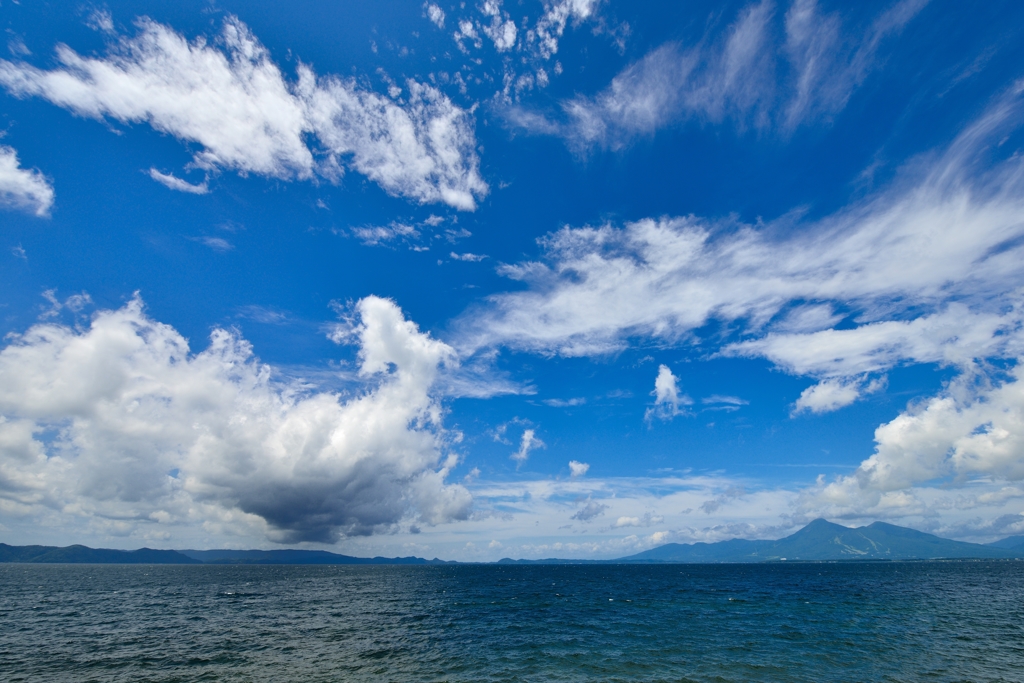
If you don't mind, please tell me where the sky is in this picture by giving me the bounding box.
[1,0,1024,560]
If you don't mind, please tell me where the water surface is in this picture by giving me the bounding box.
[1,561,1022,681]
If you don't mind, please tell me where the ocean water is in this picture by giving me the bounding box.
[1,562,1022,682]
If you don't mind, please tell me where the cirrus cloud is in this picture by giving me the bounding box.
[462,82,1024,365]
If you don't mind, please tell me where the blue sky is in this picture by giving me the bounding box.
[2,0,1024,559]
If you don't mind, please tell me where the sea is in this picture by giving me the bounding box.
[1,561,1022,682]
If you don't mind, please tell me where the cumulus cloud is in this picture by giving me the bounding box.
[424,3,446,29]
[793,377,883,414]
[568,460,589,477]
[613,512,664,528]
[511,0,928,148]
[0,16,487,209]
[0,145,54,216]
[461,83,1024,361]
[479,0,518,52]
[645,365,692,423]
[511,428,544,466]
[802,362,1024,521]
[0,295,471,544]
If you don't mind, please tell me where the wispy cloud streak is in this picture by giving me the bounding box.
[0,16,487,209]
[509,0,930,149]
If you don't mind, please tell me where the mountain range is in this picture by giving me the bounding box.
[3,520,1023,564]
[0,544,201,564]
[615,519,1021,563]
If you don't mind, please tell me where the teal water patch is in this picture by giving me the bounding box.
[1,562,1022,682]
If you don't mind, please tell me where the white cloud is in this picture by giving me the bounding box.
[236,305,288,325]
[462,472,803,559]
[450,251,487,262]
[441,0,596,59]
[352,222,420,247]
[568,460,589,477]
[803,362,1024,520]
[543,397,585,407]
[771,303,844,334]
[783,0,928,129]
[148,168,209,194]
[880,371,1024,485]
[7,36,31,58]
[645,365,692,423]
[192,236,234,252]
[702,395,748,406]
[531,0,600,60]
[510,428,544,465]
[0,16,487,210]
[726,302,1024,414]
[453,20,482,53]
[0,295,471,544]
[512,0,928,148]
[793,377,874,414]
[0,145,54,216]
[556,43,702,150]
[479,1,518,52]
[39,289,93,320]
[300,74,488,210]
[424,3,446,29]
[86,9,115,34]
[728,305,1021,380]
[430,0,602,104]
[462,84,1024,360]
[284,467,1024,560]
[613,512,663,528]
[0,19,311,177]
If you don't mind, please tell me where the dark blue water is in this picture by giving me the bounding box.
[1,562,1022,682]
